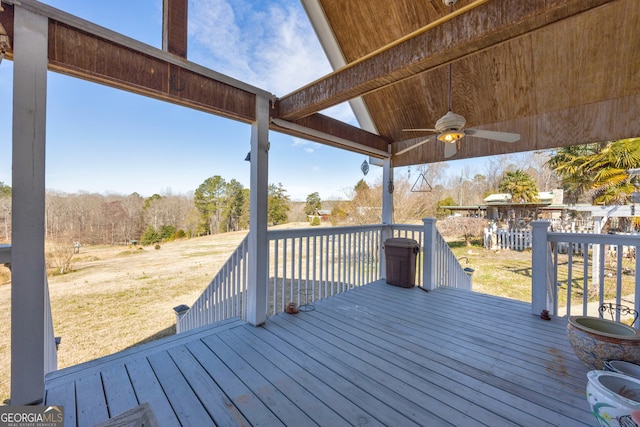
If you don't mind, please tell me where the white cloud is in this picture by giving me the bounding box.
[188,1,355,114]
[291,137,322,153]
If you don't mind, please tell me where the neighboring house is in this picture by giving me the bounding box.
[442,190,564,227]
[306,209,331,222]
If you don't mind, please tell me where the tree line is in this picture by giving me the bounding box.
[0,177,291,246]
[0,141,637,246]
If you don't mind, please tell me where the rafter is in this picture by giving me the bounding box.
[0,0,388,156]
[275,0,614,121]
[162,0,188,58]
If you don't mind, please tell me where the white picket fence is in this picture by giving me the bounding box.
[484,227,532,251]
[485,227,601,254]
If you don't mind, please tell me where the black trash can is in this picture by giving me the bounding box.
[384,238,420,288]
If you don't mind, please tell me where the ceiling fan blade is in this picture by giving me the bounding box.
[464,129,520,143]
[444,142,457,159]
[395,136,433,156]
[402,128,437,132]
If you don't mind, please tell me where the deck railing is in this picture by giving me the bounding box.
[423,218,473,291]
[0,245,57,374]
[531,221,640,320]
[44,275,58,374]
[175,234,249,333]
[267,225,383,315]
[176,219,469,332]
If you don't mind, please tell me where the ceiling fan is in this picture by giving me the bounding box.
[397,0,520,158]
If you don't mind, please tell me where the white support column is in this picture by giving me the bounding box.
[11,6,48,405]
[381,157,393,225]
[531,221,551,316]
[422,218,437,291]
[247,95,269,326]
[380,157,393,278]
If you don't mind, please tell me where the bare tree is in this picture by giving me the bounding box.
[522,151,560,191]
[437,216,487,246]
[0,196,10,242]
[47,235,76,274]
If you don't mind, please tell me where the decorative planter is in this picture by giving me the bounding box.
[586,370,640,427]
[567,316,640,369]
[604,361,640,380]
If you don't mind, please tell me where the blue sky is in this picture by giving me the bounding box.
[0,0,482,201]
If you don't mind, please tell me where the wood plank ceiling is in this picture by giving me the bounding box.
[1,0,638,166]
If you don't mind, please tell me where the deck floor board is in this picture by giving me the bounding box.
[44,281,594,426]
[275,300,547,426]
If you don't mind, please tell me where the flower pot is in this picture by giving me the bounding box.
[604,360,640,380]
[586,370,640,427]
[567,316,640,369]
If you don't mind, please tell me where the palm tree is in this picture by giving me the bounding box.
[547,138,640,204]
[546,144,598,203]
[498,170,539,203]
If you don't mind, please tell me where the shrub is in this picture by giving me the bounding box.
[140,226,160,246]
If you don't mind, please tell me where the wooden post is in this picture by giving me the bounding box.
[531,220,550,316]
[11,5,48,405]
[422,218,436,291]
[162,0,188,58]
[247,95,269,326]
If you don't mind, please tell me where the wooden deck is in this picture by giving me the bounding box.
[44,281,593,426]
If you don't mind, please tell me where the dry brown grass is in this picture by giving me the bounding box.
[0,229,250,404]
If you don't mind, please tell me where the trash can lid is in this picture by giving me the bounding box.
[384,238,419,248]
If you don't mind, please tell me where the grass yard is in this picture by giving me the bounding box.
[0,230,249,405]
[449,240,535,301]
[450,239,637,311]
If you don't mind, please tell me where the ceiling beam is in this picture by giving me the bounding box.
[1,0,388,155]
[272,114,390,158]
[1,0,272,123]
[275,0,614,121]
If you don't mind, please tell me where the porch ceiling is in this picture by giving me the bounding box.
[1,0,638,164]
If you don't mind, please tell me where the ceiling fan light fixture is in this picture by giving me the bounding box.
[437,131,464,143]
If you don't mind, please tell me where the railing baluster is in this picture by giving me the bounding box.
[319,235,325,300]
[179,222,476,332]
[616,244,624,318]
[541,228,639,319]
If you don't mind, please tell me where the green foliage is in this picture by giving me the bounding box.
[436,197,457,218]
[159,225,176,241]
[194,176,227,234]
[140,226,160,246]
[0,182,11,197]
[175,229,186,239]
[304,192,322,216]
[547,138,640,204]
[498,170,539,203]
[354,179,370,196]
[310,215,321,226]
[143,194,162,209]
[222,179,247,232]
[268,183,290,225]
